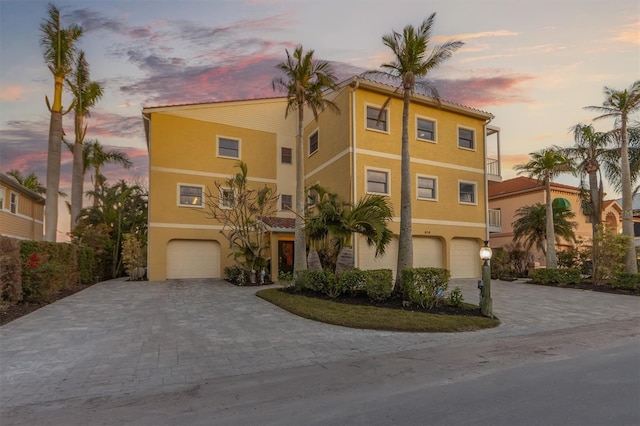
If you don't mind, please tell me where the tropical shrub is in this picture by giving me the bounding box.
[611,273,640,293]
[224,265,251,285]
[0,236,22,303]
[591,231,631,285]
[77,246,95,285]
[363,269,393,302]
[121,233,146,280]
[294,270,334,294]
[401,267,451,309]
[531,268,581,285]
[447,287,464,308]
[337,269,367,296]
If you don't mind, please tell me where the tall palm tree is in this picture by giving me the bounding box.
[585,81,640,273]
[370,14,463,291]
[515,148,572,268]
[512,203,578,256]
[40,3,83,241]
[272,45,340,276]
[67,51,104,231]
[82,140,132,208]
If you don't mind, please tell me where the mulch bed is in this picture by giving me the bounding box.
[0,283,96,327]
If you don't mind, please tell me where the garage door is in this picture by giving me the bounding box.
[357,236,398,271]
[413,237,443,268]
[166,240,221,279]
[450,238,479,278]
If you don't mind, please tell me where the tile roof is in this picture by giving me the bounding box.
[489,176,578,199]
[259,216,295,231]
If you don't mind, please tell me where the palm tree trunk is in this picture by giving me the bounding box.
[335,246,354,277]
[545,177,558,268]
[588,169,600,278]
[70,116,84,232]
[44,106,63,241]
[294,105,307,275]
[307,249,322,271]
[395,89,413,291]
[620,116,638,273]
[93,165,101,208]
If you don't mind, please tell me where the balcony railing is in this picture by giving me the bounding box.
[486,158,500,176]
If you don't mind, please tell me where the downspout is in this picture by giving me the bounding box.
[483,119,491,243]
[351,78,360,267]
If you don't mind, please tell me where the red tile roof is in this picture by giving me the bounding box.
[489,177,578,199]
[259,216,295,231]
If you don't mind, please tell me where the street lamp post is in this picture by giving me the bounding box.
[479,240,493,318]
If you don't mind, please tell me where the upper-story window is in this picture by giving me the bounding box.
[458,127,475,150]
[218,136,240,159]
[308,130,319,155]
[178,184,204,207]
[366,169,389,195]
[417,117,436,142]
[459,181,477,204]
[9,192,17,214]
[417,176,437,200]
[281,147,292,164]
[220,188,235,209]
[281,194,292,211]
[366,106,388,132]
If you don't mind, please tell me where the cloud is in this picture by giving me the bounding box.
[0,85,29,101]
[610,21,640,45]
[446,30,519,42]
[436,75,535,107]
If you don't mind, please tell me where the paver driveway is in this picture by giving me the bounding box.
[1,278,639,409]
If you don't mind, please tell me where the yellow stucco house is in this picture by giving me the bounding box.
[488,176,622,266]
[142,77,501,281]
[0,173,45,241]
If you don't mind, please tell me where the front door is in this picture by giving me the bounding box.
[278,241,294,276]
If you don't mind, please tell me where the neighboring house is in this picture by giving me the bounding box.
[142,76,502,281]
[619,193,640,247]
[0,173,45,241]
[488,176,622,265]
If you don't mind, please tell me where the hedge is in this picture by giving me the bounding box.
[611,273,640,293]
[531,268,581,285]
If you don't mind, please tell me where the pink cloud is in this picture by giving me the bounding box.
[0,84,28,101]
[437,75,535,107]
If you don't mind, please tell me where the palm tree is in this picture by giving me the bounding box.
[40,3,83,241]
[272,45,340,276]
[6,169,67,197]
[82,140,132,208]
[585,81,640,273]
[305,184,393,275]
[67,51,104,231]
[515,148,572,268]
[6,170,46,194]
[369,14,463,291]
[512,203,578,256]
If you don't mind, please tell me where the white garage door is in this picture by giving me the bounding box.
[450,238,479,278]
[166,240,221,279]
[413,237,443,268]
[357,236,398,272]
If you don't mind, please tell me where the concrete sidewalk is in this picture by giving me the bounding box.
[1,278,639,409]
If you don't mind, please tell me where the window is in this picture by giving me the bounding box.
[218,137,240,158]
[220,188,235,208]
[178,185,203,207]
[10,193,17,214]
[417,118,435,141]
[367,169,389,194]
[308,131,319,155]
[281,194,292,211]
[417,176,437,200]
[281,147,292,164]
[366,106,388,132]
[458,127,475,150]
[459,181,477,204]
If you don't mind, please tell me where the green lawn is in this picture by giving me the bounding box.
[256,288,500,332]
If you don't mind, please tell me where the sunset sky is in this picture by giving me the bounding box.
[1,0,638,239]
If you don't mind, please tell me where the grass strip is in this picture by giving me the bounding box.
[257,288,499,332]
